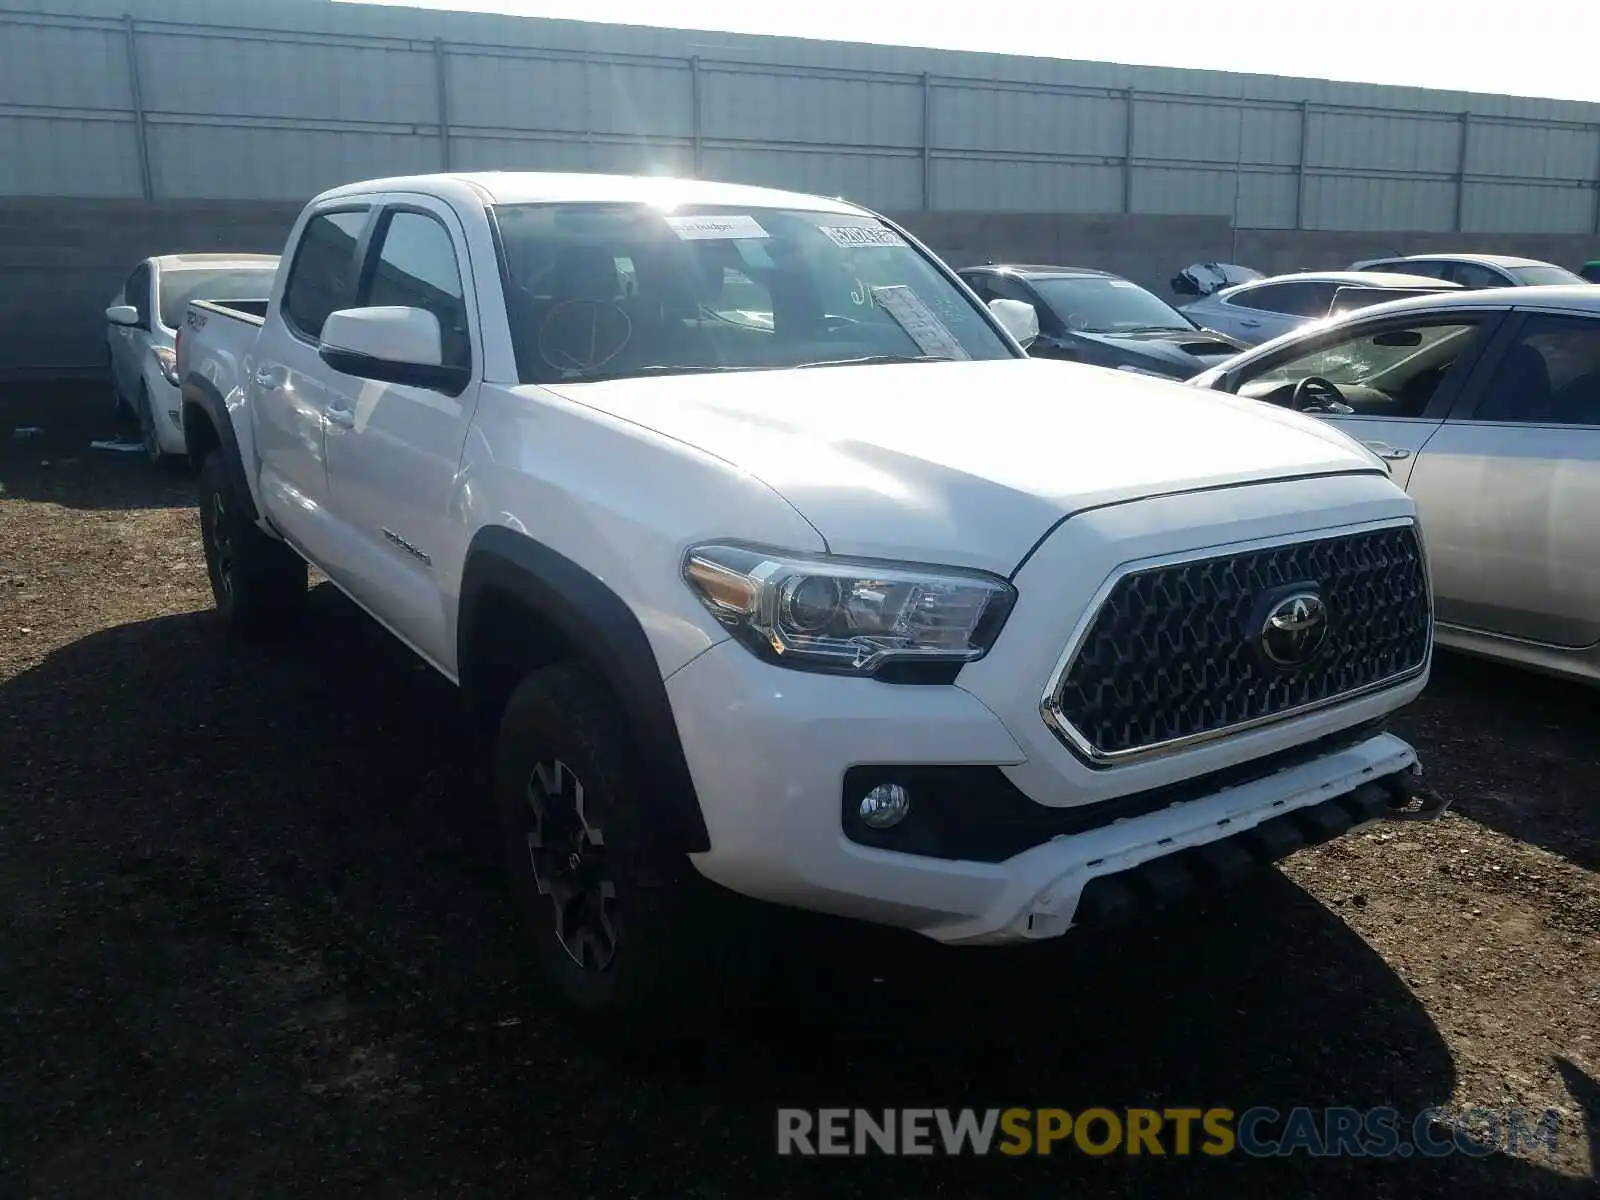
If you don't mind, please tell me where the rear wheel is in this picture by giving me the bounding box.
[137,385,183,470]
[198,450,307,640]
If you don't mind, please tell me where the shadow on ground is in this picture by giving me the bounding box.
[1,382,193,511]
[1393,652,1600,873]
[1,587,1591,1197]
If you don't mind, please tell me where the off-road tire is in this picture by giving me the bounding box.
[493,664,758,1025]
[198,450,307,640]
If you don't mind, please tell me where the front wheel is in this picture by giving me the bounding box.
[136,386,183,470]
[198,451,307,640]
[493,665,757,1023]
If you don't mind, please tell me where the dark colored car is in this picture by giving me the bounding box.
[958,264,1246,380]
[1580,260,1600,284]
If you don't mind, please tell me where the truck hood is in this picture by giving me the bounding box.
[540,357,1385,575]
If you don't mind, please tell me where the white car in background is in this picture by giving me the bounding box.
[1179,270,1457,346]
[1348,252,1585,289]
[105,253,279,465]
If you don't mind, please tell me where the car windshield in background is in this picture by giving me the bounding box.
[157,267,278,329]
[490,203,1014,384]
[1509,264,1585,286]
[1028,275,1194,334]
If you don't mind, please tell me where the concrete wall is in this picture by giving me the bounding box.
[3,198,1596,379]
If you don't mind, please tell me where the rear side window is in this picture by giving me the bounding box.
[282,210,368,340]
[362,210,471,371]
[1447,262,1509,289]
[1228,281,1333,317]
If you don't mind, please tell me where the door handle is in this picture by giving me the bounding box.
[1365,441,1411,461]
[324,404,355,430]
[1237,319,1262,329]
[254,365,288,390]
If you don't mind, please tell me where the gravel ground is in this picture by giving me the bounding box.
[2,383,1596,1198]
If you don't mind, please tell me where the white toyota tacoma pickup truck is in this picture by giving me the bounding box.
[177,171,1443,1016]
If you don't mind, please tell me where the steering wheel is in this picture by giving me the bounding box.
[1289,376,1354,415]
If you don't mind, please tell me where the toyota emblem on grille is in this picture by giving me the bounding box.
[1260,591,1330,667]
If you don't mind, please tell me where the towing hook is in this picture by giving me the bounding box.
[1381,764,1451,822]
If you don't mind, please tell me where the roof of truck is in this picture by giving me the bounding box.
[313,171,871,217]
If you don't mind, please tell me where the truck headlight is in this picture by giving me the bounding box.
[682,543,1016,675]
[152,346,180,387]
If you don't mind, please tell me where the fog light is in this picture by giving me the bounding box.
[859,782,911,830]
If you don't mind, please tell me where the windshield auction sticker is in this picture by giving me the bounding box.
[870,285,970,360]
[820,223,907,249]
[664,214,770,240]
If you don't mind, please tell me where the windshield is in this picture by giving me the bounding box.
[490,203,1014,384]
[1510,264,1585,286]
[157,266,277,329]
[1029,275,1194,333]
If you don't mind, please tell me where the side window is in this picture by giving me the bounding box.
[363,210,471,372]
[960,272,994,301]
[1447,262,1509,289]
[1473,315,1600,426]
[1229,281,1328,317]
[282,209,368,341]
[1244,320,1484,418]
[1387,260,1449,280]
[127,264,152,327]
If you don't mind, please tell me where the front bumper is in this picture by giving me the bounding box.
[668,471,1432,944]
[669,638,1422,944]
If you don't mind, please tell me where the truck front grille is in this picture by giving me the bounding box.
[1045,523,1431,765]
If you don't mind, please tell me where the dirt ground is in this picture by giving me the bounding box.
[1,383,1596,1198]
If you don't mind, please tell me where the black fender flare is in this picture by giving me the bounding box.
[181,373,259,524]
[458,525,711,855]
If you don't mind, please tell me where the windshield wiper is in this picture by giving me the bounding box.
[793,354,954,369]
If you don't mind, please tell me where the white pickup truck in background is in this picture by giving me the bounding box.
[177,171,1443,1020]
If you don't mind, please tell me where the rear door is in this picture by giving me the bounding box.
[249,202,375,564]
[1405,308,1600,646]
[1215,280,1336,344]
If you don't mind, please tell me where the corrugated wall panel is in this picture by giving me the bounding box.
[137,31,436,125]
[1309,111,1461,174]
[1,0,1598,232]
[703,146,920,210]
[0,115,140,195]
[933,87,1124,158]
[1462,183,1594,234]
[701,71,921,148]
[1304,175,1456,232]
[449,54,693,139]
[1467,119,1597,181]
[0,18,129,109]
[934,161,1120,213]
[146,124,438,199]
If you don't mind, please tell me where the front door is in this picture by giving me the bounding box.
[1226,308,1504,488]
[1406,310,1600,647]
[248,204,373,566]
[321,197,482,673]
[111,263,152,401]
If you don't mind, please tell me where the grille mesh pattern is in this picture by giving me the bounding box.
[1052,525,1430,759]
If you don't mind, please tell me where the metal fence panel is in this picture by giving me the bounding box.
[1,0,1597,232]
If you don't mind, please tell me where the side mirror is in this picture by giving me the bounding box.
[988,298,1040,349]
[318,306,467,394]
[106,304,141,328]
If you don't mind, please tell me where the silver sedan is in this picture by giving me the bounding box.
[1188,285,1600,685]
